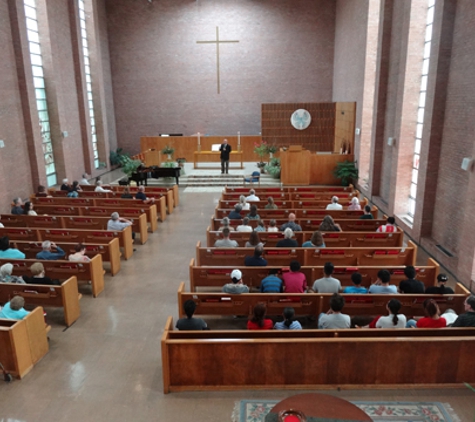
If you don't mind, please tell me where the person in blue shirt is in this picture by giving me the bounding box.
[36,240,66,260]
[343,272,368,294]
[0,296,29,320]
[228,204,243,220]
[135,186,155,204]
[302,231,326,248]
[244,245,267,266]
[274,307,302,330]
[260,269,283,293]
[0,236,26,259]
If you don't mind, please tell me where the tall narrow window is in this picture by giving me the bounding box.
[23,0,57,186]
[408,0,435,219]
[78,0,99,169]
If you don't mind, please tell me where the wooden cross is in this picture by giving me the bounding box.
[197,27,239,94]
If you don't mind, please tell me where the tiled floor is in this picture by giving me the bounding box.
[1,187,474,421]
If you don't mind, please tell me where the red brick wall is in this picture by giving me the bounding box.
[105,0,336,153]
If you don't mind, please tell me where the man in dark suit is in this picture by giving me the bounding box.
[219,138,232,174]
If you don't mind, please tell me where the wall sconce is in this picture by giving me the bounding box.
[461,157,474,171]
[387,137,396,146]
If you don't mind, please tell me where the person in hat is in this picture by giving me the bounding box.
[222,269,249,294]
[425,273,455,295]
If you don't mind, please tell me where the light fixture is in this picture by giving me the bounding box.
[461,157,474,171]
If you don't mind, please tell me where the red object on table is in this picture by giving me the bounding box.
[284,416,300,422]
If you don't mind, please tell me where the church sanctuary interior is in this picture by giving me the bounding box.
[1,0,475,421]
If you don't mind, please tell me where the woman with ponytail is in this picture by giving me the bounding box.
[274,307,302,330]
[375,299,407,328]
[247,303,273,330]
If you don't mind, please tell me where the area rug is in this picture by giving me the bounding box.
[232,400,461,422]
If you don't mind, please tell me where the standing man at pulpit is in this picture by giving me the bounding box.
[219,138,232,174]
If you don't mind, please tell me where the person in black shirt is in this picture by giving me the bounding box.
[276,228,299,247]
[176,300,208,330]
[452,296,475,327]
[219,138,232,174]
[359,205,374,220]
[399,266,424,293]
[425,273,455,295]
[244,245,268,266]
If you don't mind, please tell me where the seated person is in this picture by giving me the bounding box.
[302,231,326,248]
[254,220,265,232]
[70,180,83,193]
[60,178,71,191]
[452,295,475,327]
[245,231,264,248]
[318,293,351,329]
[246,205,260,220]
[260,269,283,293]
[23,262,60,286]
[222,269,249,294]
[326,196,343,210]
[318,215,341,232]
[359,205,374,219]
[267,219,279,232]
[265,196,278,210]
[135,186,155,204]
[36,185,48,198]
[0,296,29,320]
[121,186,134,199]
[79,173,91,185]
[407,299,446,328]
[244,245,267,266]
[0,236,26,259]
[214,228,238,247]
[236,195,250,211]
[274,307,302,330]
[95,180,113,193]
[348,197,361,211]
[276,228,299,247]
[245,189,260,202]
[107,212,134,240]
[68,243,91,262]
[368,269,398,294]
[176,300,208,330]
[0,263,25,284]
[377,216,397,233]
[399,266,424,293]
[236,217,253,233]
[218,217,234,231]
[312,262,341,293]
[36,240,66,260]
[23,201,37,216]
[425,273,455,294]
[375,299,406,328]
[280,213,302,232]
[11,197,24,215]
[228,204,243,220]
[343,272,367,293]
[282,260,307,293]
[247,303,272,330]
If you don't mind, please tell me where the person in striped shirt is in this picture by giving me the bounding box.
[377,216,396,233]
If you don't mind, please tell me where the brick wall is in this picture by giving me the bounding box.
[105,0,336,153]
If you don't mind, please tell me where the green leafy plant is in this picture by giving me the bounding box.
[266,144,278,154]
[253,140,268,160]
[109,148,130,166]
[122,158,142,177]
[334,160,358,186]
[265,157,281,179]
[162,145,175,155]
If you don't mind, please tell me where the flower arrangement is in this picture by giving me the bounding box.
[162,145,175,155]
[253,141,268,160]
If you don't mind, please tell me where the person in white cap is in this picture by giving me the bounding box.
[222,269,249,294]
[326,196,343,210]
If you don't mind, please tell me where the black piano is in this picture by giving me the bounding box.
[128,166,181,186]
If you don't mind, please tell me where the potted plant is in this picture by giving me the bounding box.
[254,141,269,172]
[265,157,281,179]
[334,160,358,186]
[122,158,142,177]
[162,145,175,160]
[266,144,278,158]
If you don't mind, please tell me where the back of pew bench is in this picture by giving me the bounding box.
[0,276,81,327]
[0,307,49,378]
[1,255,105,298]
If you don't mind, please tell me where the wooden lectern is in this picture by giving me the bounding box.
[281,146,310,185]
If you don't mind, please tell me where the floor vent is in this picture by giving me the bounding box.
[436,244,454,257]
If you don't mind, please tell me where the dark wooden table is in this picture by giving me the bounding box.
[264,393,372,422]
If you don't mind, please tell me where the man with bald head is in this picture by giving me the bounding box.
[219,138,232,174]
[280,213,302,232]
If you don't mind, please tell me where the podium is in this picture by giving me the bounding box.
[281,146,310,185]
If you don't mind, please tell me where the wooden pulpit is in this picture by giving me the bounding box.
[281,146,310,185]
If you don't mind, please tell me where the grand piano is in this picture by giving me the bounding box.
[128,166,181,186]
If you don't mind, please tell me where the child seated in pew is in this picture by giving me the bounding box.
[176,300,208,331]
[343,272,368,294]
[247,303,273,330]
[0,296,29,320]
[274,307,302,330]
[23,262,60,286]
[68,243,91,263]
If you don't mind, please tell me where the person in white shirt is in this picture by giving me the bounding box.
[236,217,253,232]
[318,294,351,329]
[267,219,279,232]
[377,216,397,233]
[376,299,407,328]
[95,181,113,193]
[245,189,260,202]
[326,196,343,210]
[312,262,341,293]
[236,195,250,211]
[79,173,90,185]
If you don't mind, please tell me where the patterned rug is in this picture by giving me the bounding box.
[233,400,461,422]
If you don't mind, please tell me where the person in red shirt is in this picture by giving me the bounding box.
[282,260,308,293]
[247,303,273,330]
[377,216,396,233]
[407,299,447,328]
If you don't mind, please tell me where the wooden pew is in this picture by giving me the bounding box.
[1,256,105,298]
[218,197,363,210]
[177,281,469,318]
[188,258,440,291]
[223,185,355,194]
[0,276,81,327]
[206,227,404,248]
[161,316,475,393]
[195,241,416,267]
[0,307,49,379]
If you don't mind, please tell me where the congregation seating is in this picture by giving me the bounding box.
[218,197,365,210]
[195,241,417,267]
[0,276,81,327]
[161,315,475,393]
[206,227,404,247]
[0,256,105,298]
[0,307,49,379]
[188,257,440,291]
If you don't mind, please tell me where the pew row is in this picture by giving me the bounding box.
[1,256,105,298]
[188,258,440,291]
[195,241,417,267]
[161,316,475,393]
[223,185,355,194]
[215,208,378,220]
[206,227,404,248]
[0,307,49,379]
[0,276,81,327]
[218,198,364,210]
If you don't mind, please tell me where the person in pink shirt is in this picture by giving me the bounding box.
[282,260,308,293]
[377,216,397,233]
